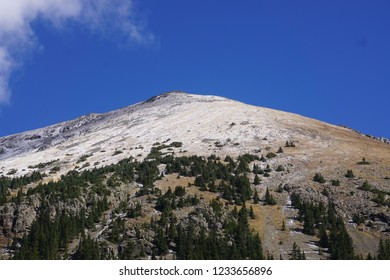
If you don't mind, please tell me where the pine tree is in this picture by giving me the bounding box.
[313,173,326,183]
[329,217,354,260]
[249,206,255,219]
[281,220,286,231]
[345,169,355,179]
[254,174,260,185]
[377,239,390,260]
[249,234,264,259]
[303,209,315,235]
[154,227,169,255]
[253,190,260,204]
[73,237,101,260]
[290,242,306,260]
[264,188,277,205]
[319,225,329,248]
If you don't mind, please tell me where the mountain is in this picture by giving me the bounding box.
[0,91,389,260]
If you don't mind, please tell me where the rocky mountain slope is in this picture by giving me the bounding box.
[0,91,389,260]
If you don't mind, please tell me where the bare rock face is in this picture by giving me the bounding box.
[0,204,16,236]
[0,195,40,237]
[12,201,39,235]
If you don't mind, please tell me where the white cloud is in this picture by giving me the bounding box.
[0,0,153,104]
[0,47,13,104]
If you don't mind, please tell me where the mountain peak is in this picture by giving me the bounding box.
[142,91,231,106]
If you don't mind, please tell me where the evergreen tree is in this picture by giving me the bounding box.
[329,217,354,260]
[264,188,277,205]
[154,227,169,255]
[290,242,306,260]
[249,206,255,219]
[377,239,390,260]
[254,174,261,185]
[73,237,101,260]
[331,180,341,186]
[253,190,260,204]
[281,220,286,231]
[319,225,329,248]
[313,173,326,183]
[303,209,315,235]
[345,170,355,179]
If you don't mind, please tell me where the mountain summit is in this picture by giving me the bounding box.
[0,92,389,260]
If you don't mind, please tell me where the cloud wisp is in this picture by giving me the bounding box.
[0,0,153,104]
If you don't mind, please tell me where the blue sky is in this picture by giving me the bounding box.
[0,0,389,139]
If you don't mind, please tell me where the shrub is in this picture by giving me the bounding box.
[345,170,355,179]
[276,165,285,172]
[6,169,17,175]
[313,173,326,184]
[266,152,277,159]
[112,150,123,156]
[358,181,372,191]
[285,141,296,147]
[276,184,284,193]
[77,154,92,163]
[264,188,277,205]
[357,157,370,165]
[49,166,60,174]
[331,180,340,186]
[170,142,183,148]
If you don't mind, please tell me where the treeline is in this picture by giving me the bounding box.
[159,154,267,205]
[0,171,43,205]
[151,202,264,260]
[291,193,354,259]
[2,152,265,208]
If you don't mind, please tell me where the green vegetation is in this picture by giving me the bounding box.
[358,180,372,191]
[170,141,183,148]
[49,166,60,174]
[254,174,261,185]
[291,193,355,259]
[73,237,101,260]
[253,190,260,204]
[264,188,277,206]
[28,159,59,169]
[0,171,43,206]
[4,151,270,259]
[266,152,277,159]
[290,242,306,260]
[357,157,370,165]
[112,150,123,156]
[77,154,93,163]
[2,146,378,260]
[357,181,390,206]
[313,173,326,184]
[345,170,355,179]
[377,239,390,260]
[285,141,296,148]
[172,204,264,260]
[275,165,285,172]
[6,169,17,175]
[331,179,340,186]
